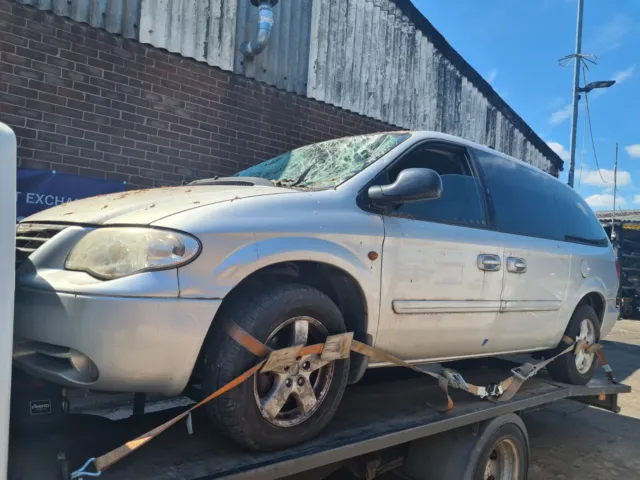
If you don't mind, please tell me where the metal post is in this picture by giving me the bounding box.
[0,123,17,479]
[567,0,585,188]
[612,142,618,234]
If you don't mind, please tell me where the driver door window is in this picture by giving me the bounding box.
[374,143,504,361]
[384,145,488,228]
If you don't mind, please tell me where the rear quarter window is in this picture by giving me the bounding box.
[550,181,609,247]
[475,148,608,247]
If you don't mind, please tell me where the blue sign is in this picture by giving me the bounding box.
[17,168,126,222]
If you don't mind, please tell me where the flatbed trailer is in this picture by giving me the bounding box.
[8,357,630,480]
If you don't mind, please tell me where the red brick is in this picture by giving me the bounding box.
[30,61,61,78]
[75,82,100,95]
[28,79,57,95]
[76,63,102,78]
[0,91,26,106]
[16,46,45,62]
[60,49,87,64]
[6,0,391,187]
[77,167,106,179]
[90,159,115,171]
[28,39,58,56]
[12,126,36,139]
[1,72,27,87]
[51,144,79,155]
[96,142,120,154]
[37,131,65,144]
[68,137,94,149]
[72,43,97,58]
[22,138,50,151]
[2,51,30,68]
[67,99,94,112]
[88,57,114,72]
[58,87,84,101]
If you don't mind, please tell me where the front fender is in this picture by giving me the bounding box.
[177,235,381,336]
[212,236,372,292]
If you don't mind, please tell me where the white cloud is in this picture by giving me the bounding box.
[582,167,632,187]
[587,14,634,54]
[625,144,640,158]
[634,195,640,205]
[547,141,570,161]
[550,104,573,125]
[585,193,626,209]
[487,68,499,84]
[591,64,637,99]
[612,64,636,85]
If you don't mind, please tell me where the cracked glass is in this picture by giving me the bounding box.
[235,133,411,190]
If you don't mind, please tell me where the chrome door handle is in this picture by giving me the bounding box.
[507,257,527,273]
[477,254,501,272]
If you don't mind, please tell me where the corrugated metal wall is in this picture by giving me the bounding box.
[16,0,140,38]
[138,0,238,71]
[13,0,560,172]
[233,0,312,95]
[307,0,554,173]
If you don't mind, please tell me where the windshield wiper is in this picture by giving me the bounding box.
[279,163,319,187]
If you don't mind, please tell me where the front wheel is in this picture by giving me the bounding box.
[546,304,601,385]
[203,283,349,451]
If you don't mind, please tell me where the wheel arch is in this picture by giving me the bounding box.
[217,260,369,340]
[576,291,606,325]
[190,260,371,387]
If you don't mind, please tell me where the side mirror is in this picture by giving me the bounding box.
[368,168,442,205]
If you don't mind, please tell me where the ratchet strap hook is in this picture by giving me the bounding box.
[70,457,101,479]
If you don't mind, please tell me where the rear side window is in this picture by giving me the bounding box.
[474,150,563,241]
[549,181,609,246]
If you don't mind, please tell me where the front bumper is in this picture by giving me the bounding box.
[13,287,220,396]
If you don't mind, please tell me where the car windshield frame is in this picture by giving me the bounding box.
[234,132,411,190]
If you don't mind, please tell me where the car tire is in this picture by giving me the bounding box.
[546,304,601,385]
[202,282,350,451]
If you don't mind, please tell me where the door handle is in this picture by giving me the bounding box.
[507,257,527,273]
[477,254,501,272]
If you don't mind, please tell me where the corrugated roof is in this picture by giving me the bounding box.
[306,0,562,174]
[16,0,140,38]
[138,0,238,71]
[596,210,640,224]
[233,0,312,95]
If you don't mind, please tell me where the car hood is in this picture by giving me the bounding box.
[22,185,295,225]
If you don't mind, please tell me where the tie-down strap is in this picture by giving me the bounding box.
[74,325,614,478]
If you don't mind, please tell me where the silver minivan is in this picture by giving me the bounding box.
[13,131,619,450]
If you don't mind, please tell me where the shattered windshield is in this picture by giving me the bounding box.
[235,133,410,190]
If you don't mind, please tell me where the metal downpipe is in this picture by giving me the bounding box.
[240,1,276,59]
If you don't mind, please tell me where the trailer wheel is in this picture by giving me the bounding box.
[203,283,349,451]
[546,304,600,385]
[404,413,529,480]
[470,419,528,480]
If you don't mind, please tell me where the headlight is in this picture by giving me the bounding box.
[65,227,200,279]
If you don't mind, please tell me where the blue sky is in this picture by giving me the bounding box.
[415,0,640,211]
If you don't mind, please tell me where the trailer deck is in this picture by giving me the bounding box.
[8,360,630,480]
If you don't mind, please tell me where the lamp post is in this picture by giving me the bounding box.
[565,0,619,188]
[566,79,616,188]
[577,80,616,93]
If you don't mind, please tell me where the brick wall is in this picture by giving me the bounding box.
[0,0,393,189]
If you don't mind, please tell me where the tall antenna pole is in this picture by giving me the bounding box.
[567,0,585,188]
[612,142,618,234]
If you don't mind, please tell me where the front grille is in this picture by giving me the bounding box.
[15,223,67,266]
